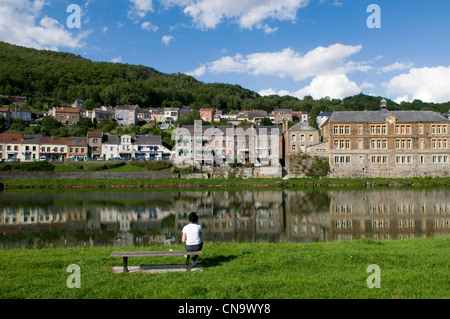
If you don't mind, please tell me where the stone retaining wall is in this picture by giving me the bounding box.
[0,171,173,180]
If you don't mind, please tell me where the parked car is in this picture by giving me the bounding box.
[96,157,104,161]
[40,156,48,161]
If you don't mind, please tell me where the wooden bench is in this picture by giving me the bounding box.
[110,250,202,272]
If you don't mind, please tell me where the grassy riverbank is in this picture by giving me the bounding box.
[2,176,450,190]
[0,237,448,299]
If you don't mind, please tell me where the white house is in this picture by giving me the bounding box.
[134,135,171,160]
[102,135,121,160]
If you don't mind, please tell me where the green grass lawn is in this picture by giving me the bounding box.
[0,237,448,299]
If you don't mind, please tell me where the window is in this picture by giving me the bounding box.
[396,156,413,164]
[371,156,388,164]
[334,139,351,149]
[334,156,351,164]
[432,139,448,149]
[358,125,363,135]
[309,135,314,142]
[371,139,387,149]
[419,125,424,135]
[433,156,449,163]
[395,124,411,135]
[292,145,296,151]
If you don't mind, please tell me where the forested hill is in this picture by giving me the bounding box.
[0,41,449,115]
[0,41,257,111]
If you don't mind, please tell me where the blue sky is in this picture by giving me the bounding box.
[1,0,450,104]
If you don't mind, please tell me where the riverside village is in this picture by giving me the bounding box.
[1,97,450,179]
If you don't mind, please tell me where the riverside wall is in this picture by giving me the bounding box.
[0,171,173,180]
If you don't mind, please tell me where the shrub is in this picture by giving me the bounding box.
[0,162,55,172]
[131,161,173,171]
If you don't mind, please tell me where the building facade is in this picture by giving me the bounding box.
[87,131,103,159]
[284,122,320,155]
[115,105,139,126]
[0,133,23,161]
[68,137,88,161]
[322,110,450,178]
[173,123,281,168]
[40,136,69,161]
[51,107,81,126]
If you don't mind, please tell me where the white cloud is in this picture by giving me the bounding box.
[189,44,365,81]
[260,24,278,34]
[293,74,360,99]
[187,65,207,77]
[383,66,450,103]
[110,57,123,63]
[260,74,361,100]
[380,62,413,73]
[163,0,310,30]
[141,21,159,32]
[102,26,109,33]
[162,35,174,45]
[128,0,154,19]
[0,0,88,51]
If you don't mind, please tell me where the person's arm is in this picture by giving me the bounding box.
[182,231,187,243]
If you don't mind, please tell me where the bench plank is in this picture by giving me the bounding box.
[110,250,202,258]
[110,250,202,272]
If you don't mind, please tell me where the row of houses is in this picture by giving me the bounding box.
[2,108,449,179]
[0,132,171,162]
[171,107,450,179]
[50,105,186,127]
[199,108,310,125]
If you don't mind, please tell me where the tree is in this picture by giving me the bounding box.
[260,117,273,126]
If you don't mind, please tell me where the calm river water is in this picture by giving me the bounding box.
[0,188,449,248]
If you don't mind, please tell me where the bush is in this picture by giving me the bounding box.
[64,161,125,171]
[131,161,173,171]
[0,162,55,172]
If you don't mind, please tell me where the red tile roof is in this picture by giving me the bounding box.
[0,133,24,143]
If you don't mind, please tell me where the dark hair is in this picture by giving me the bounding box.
[189,212,198,223]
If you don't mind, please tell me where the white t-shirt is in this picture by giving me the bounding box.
[182,223,202,245]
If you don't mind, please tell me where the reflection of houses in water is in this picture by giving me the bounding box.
[328,189,450,241]
[1,189,449,247]
[0,204,176,247]
[284,190,330,242]
[175,191,285,242]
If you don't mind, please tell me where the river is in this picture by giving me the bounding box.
[0,188,449,248]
